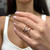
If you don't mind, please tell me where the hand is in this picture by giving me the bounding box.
[13,12,50,50]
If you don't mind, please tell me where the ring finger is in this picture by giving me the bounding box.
[14,22,41,39]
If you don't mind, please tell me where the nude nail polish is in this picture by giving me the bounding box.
[14,23,16,25]
[15,12,20,14]
[14,27,16,31]
[13,16,16,19]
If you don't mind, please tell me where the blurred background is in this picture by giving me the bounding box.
[0,0,7,16]
[0,0,50,16]
[46,0,50,15]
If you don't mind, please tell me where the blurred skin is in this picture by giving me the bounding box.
[16,0,32,3]
[16,0,40,16]
[0,0,50,50]
[16,0,34,13]
[0,0,36,50]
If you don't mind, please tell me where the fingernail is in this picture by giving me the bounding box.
[13,16,16,19]
[14,23,16,25]
[14,27,16,31]
[15,11,20,14]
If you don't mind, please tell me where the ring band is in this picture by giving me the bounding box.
[23,26,31,35]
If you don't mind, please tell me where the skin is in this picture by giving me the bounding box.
[0,0,50,50]
[14,12,50,50]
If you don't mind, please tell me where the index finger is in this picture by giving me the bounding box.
[15,12,43,23]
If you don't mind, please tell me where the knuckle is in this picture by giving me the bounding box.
[22,17,27,22]
[31,41,39,48]
[26,12,30,16]
[26,12,30,14]
[36,36,42,40]
[43,21,47,26]
[34,42,39,47]
[40,27,44,32]
[26,12,34,17]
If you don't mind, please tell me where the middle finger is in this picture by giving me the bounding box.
[13,16,41,31]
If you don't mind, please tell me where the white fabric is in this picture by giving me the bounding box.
[1,14,46,50]
[41,15,46,21]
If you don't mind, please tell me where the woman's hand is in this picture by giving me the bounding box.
[13,12,50,50]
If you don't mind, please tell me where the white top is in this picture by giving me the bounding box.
[1,14,46,50]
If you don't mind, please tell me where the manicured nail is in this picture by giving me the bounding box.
[14,23,16,25]
[14,27,16,31]
[15,11,20,14]
[13,16,16,19]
